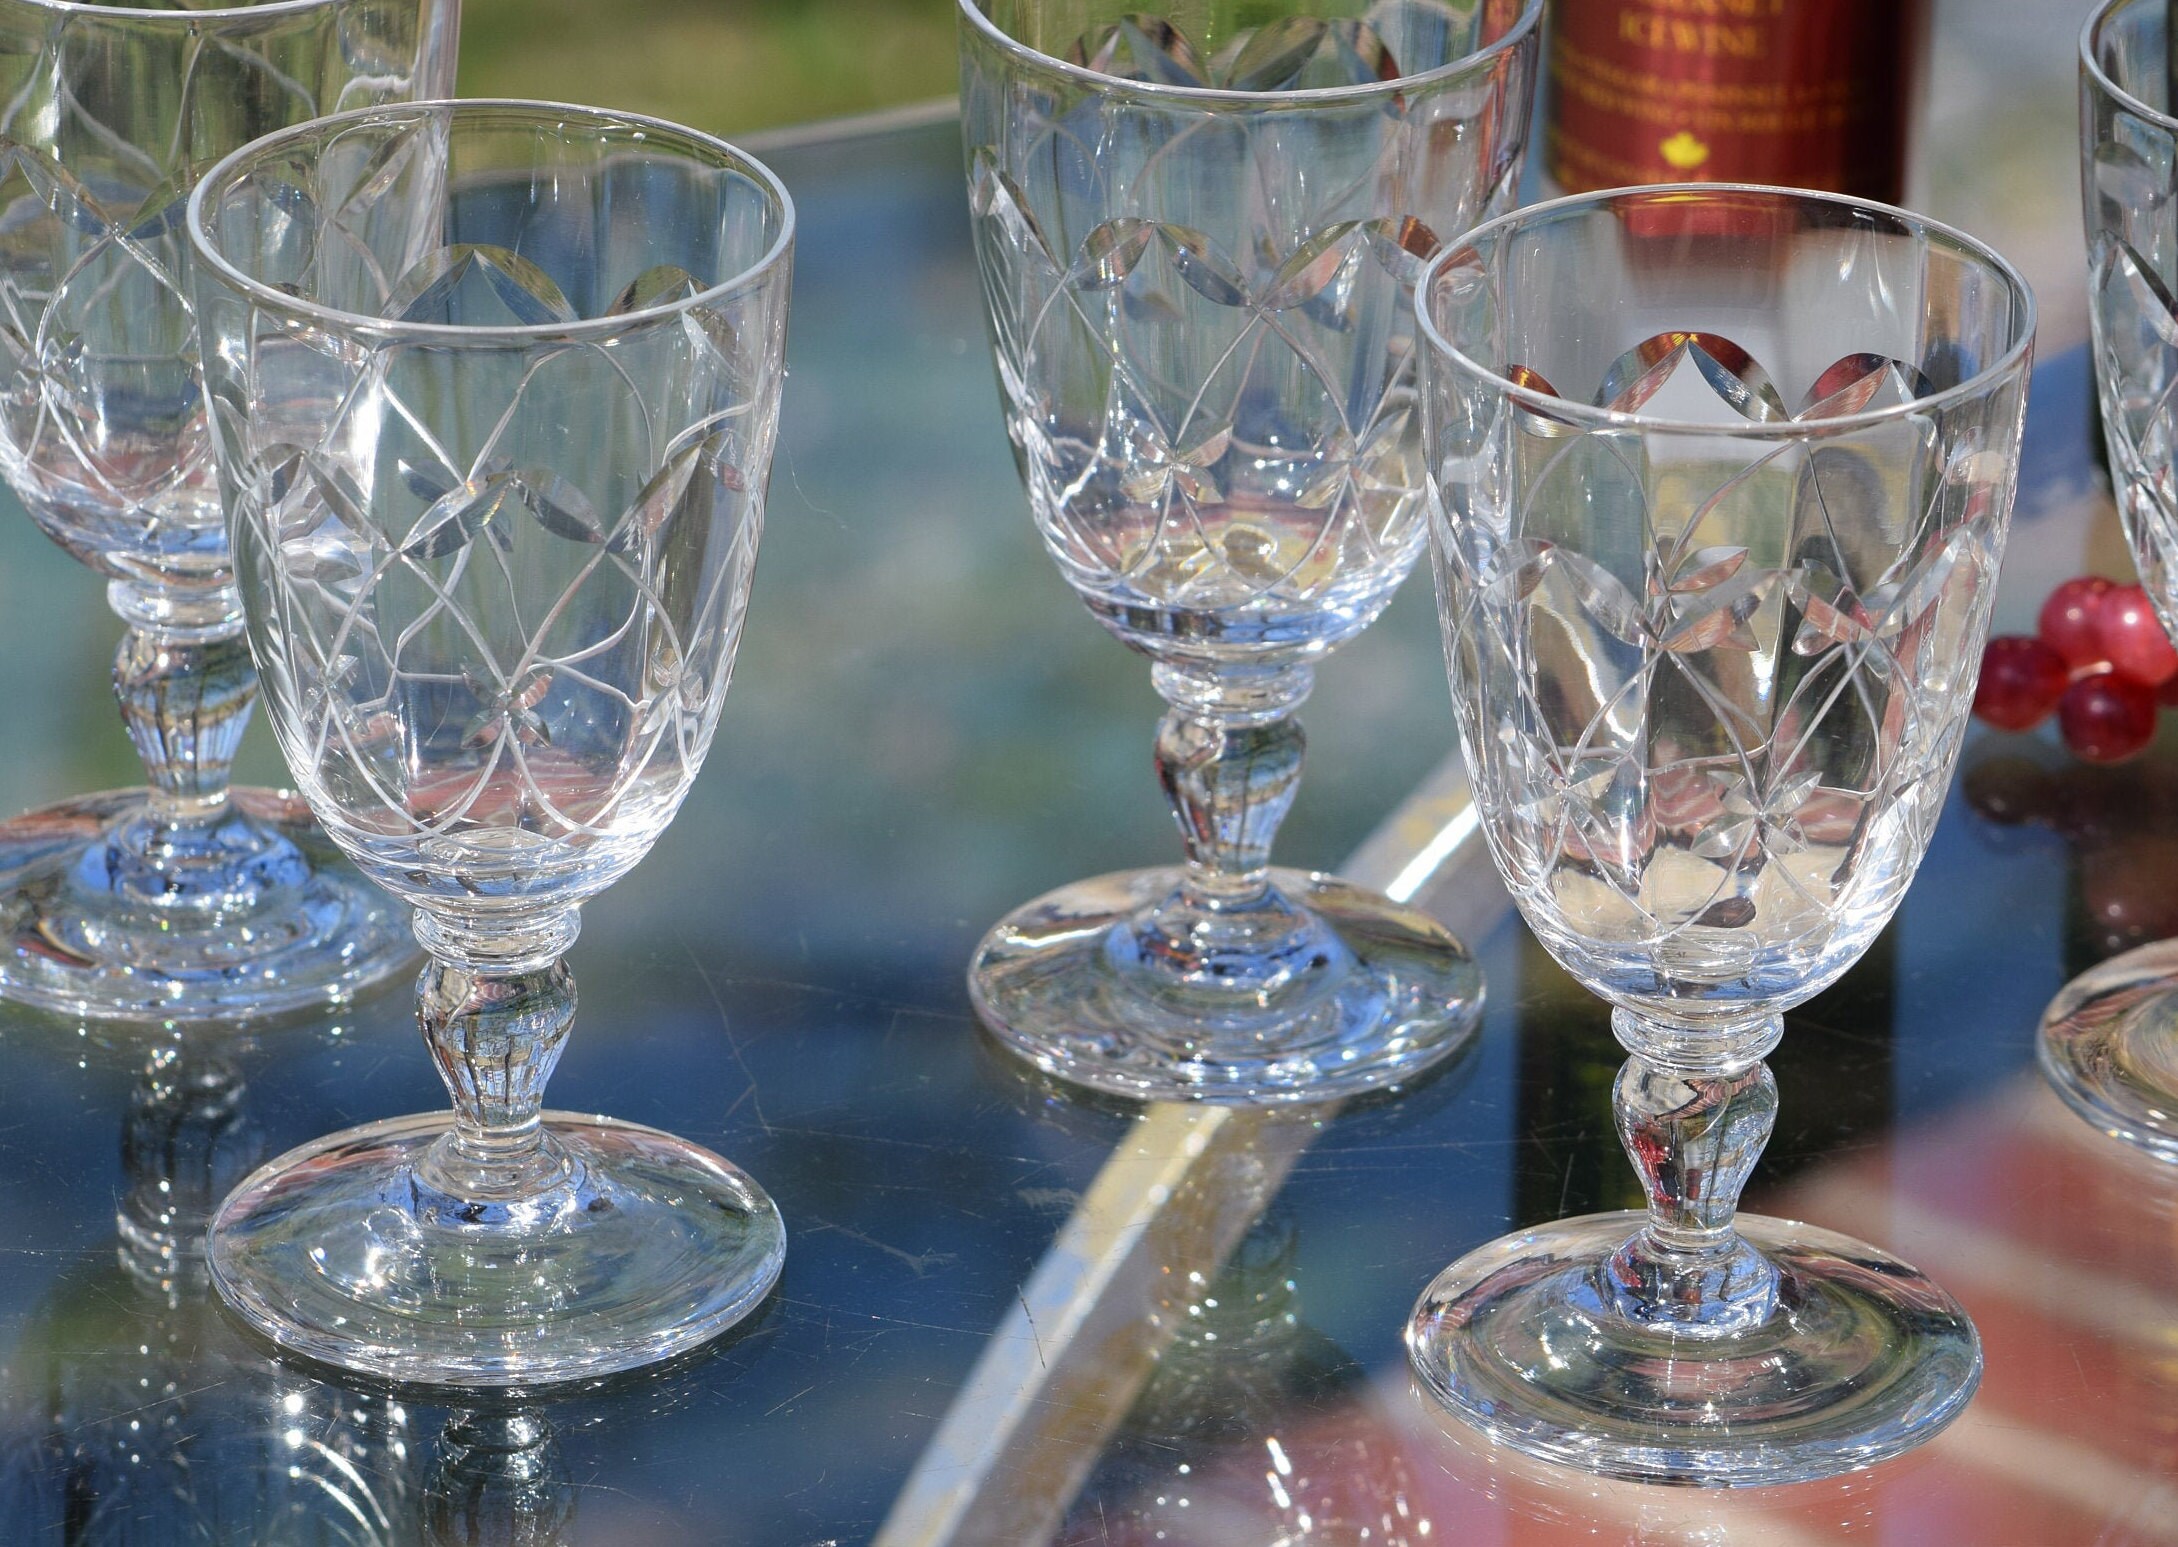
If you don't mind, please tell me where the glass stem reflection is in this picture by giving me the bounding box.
[412,909,583,1202]
[427,1408,572,1545]
[1603,1008,1783,1335]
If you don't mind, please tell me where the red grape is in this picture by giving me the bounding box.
[2039,575,2116,669]
[2059,672,2158,764]
[2098,583,2178,686]
[1974,635,2069,730]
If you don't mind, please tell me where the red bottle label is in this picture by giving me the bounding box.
[1545,0,1923,203]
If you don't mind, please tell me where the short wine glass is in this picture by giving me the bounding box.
[0,0,459,1023]
[188,100,793,1386]
[2045,0,2178,1162]
[958,0,1542,1103]
[1408,186,2034,1483]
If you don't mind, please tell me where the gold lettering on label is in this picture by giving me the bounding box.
[1616,9,1765,57]
[1637,0,1786,17]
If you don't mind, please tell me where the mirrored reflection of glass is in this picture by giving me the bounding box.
[1409,187,2035,1483]
[422,1405,571,1547]
[0,0,459,1024]
[1059,1203,1426,1546]
[0,1032,415,1544]
[954,0,1544,1103]
[188,101,795,1387]
[2045,0,2178,1162]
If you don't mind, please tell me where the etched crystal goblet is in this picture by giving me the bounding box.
[0,0,458,1023]
[2044,0,2178,1162]
[1407,186,2035,1483]
[188,100,792,1385]
[958,0,1540,1103]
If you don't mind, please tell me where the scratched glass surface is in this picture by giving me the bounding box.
[0,93,2163,1544]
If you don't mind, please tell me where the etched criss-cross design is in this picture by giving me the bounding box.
[964,9,1528,641]
[971,152,1438,615]
[0,8,428,566]
[232,227,765,860]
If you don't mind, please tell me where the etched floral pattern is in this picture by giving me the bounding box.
[1427,321,2028,1024]
[961,3,1537,665]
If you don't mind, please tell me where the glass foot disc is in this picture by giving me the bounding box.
[0,787,412,1024]
[2039,938,2178,1162]
[967,865,1482,1104]
[208,1110,784,1388]
[1407,1211,1981,1486]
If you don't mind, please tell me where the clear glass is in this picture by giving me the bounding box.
[2047,0,2178,1163]
[0,0,459,1023]
[957,0,1541,1102]
[1410,186,2035,1483]
[187,100,794,1386]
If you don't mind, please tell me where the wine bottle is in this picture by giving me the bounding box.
[1542,0,1929,203]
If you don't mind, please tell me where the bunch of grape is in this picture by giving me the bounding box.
[1973,576,2178,763]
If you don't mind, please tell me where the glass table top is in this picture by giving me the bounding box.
[0,23,2172,1543]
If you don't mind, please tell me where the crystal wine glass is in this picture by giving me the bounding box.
[2044,0,2178,1162]
[958,0,1541,1103]
[188,100,793,1386]
[1407,186,2035,1483]
[0,0,459,1023]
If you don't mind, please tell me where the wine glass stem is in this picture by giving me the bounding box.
[413,910,583,1200]
[1151,661,1314,909]
[1604,1008,1784,1334]
[109,582,254,826]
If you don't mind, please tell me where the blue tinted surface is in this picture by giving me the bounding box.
[0,116,2158,1546]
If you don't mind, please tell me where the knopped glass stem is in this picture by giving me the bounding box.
[103,580,305,910]
[1602,1008,1784,1336]
[410,908,584,1206]
[1125,660,1344,1006]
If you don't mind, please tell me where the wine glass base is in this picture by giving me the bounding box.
[967,865,1482,1104]
[2039,938,2178,1162]
[1407,1211,1981,1486]
[207,1110,785,1388]
[0,787,413,1024]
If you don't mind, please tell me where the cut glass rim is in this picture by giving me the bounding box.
[1417,181,2038,439]
[2084,0,2178,133]
[187,98,796,346]
[956,0,1543,109]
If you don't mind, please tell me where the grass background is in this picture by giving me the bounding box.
[457,0,964,134]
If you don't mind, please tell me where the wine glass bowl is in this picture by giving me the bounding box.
[2044,0,2178,1163]
[958,0,1542,1103]
[0,0,458,1023]
[189,99,793,1386]
[1408,186,2034,1483]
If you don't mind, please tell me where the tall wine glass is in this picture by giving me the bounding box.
[0,0,458,1023]
[1408,186,2034,1483]
[958,0,1540,1103]
[188,100,793,1386]
[2045,0,2178,1162]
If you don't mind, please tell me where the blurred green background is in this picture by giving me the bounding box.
[460,0,961,133]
